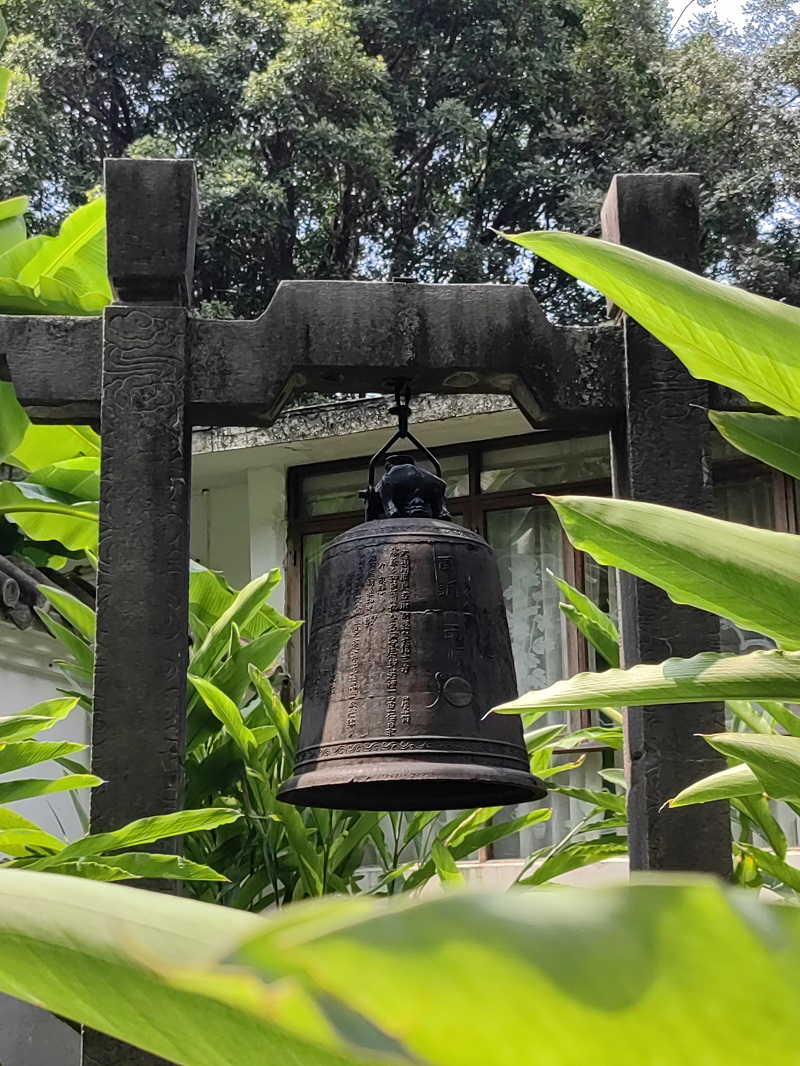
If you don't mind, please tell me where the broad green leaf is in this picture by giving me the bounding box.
[0,869,357,1066]
[0,381,29,462]
[524,723,566,751]
[0,808,49,832]
[0,739,86,774]
[53,809,242,865]
[18,198,112,300]
[520,839,629,886]
[704,732,800,801]
[739,844,800,893]
[8,424,99,472]
[727,700,772,734]
[760,700,800,738]
[42,853,228,883]
[189,675,258,761]
[0,828,65,858]
[40,585,96,641]
[496,651,800,716]
[249,666,294,760]
[0,774,100,804]
[0,698,79,743]
[0,480,98,550]
[0,195,28,256]
[35,609,94,672]
[550,571,620,668]
[431,840,464,886]
[237,881,800,1064]
[504,230,800,418]
[668,763,763,808]
[0,233,48,278]
[710,412,800,481]
[549,494,800,650]
[549,787,626,815]
[734,794,787,859]
[190,571,284,678]
[27,456,100,501]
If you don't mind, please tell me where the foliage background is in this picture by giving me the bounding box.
[1,0,799,319]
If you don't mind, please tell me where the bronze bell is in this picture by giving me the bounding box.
[278,388,547,812]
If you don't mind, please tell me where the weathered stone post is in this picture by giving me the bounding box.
[83,159,197,1066]
[602,174,731,876]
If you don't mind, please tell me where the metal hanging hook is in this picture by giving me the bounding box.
[366,381,443,493]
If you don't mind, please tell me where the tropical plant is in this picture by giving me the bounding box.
[0,693,236,882]
[0,190,110,492]
[491,227,800,890]
[0,869,798,1065]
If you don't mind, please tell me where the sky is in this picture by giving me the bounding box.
[671,0,748,30]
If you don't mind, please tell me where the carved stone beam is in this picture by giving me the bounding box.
[2,288,623,430]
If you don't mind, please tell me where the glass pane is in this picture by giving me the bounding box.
[486,505,570,858]
[715,474,775,655]
[301,453,468,516]
[303,530,344,627]
[480,434,610,493]
[487,506,570,693]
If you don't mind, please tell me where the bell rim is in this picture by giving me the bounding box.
[277,759,547,812]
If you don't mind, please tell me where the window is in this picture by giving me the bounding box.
[286,430,799,857]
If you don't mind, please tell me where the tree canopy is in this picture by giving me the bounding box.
[1,0,798,319]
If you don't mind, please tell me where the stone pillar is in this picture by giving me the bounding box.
[602,174,731,876]
[84,160,197,1066]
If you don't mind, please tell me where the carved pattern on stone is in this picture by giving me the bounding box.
[93,306,189,832]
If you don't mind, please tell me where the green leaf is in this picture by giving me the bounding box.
[668,763,763,808]
[504,230,800,418]
[496,651,800,716]
[18,198,112,301]
[0,828,65,858]
[8,424,99,472]
[237,880,800,1064]
[0,382,30,463]
[710,412,800,482]
[733,794,787,859]
[0,739,86,775]
[739,844,800,893]
[760,701,800,738]
[520,839,629,886]
[0,869,352,1065]
[27,457,100,501]
[0,774,100,804]
[550,570,620,667]
[431,840,464,886]
[0,195,28,257]
[52,809,242,865]
[35,610,94,672]
[704,733,800,801]
[190,571,284,679]
[43,853,228,883]
[0,480,98,551]
[188,676,258,761]
[40,585,96,641]
[0,698,80,743]
[548,494,800,651]
[549,787,626,815]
